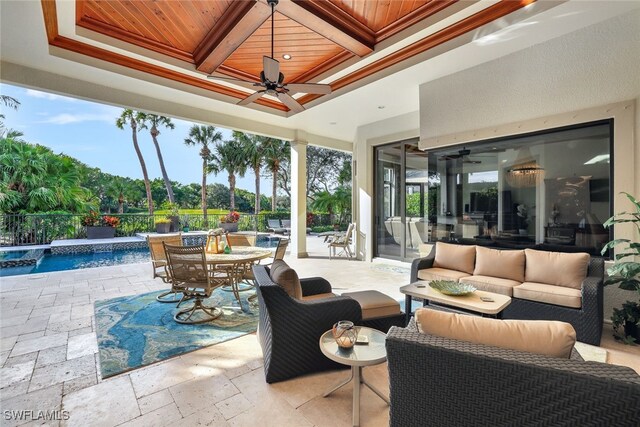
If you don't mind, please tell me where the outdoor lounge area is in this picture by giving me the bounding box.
[2,0,640,426]
[0,237,639,427]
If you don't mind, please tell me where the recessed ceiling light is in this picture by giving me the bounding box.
[282,54,292,60]
[329,122,337,125]
[377,105,385,109]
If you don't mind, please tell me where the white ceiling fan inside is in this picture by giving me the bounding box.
[207,0,331,113]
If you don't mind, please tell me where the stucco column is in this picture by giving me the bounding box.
[290,140,308,258]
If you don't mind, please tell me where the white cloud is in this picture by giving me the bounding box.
[25,89,78,102]
[39,113,115,125]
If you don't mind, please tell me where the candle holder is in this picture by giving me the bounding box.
[332,320,357,349]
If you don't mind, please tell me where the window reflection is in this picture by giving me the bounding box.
[427,122,611,255]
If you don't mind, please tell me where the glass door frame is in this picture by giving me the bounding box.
[373,138,420,262]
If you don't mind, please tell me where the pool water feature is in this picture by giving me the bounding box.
[0,235,279,277]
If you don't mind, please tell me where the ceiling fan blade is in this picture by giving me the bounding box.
[277,92,305,113]
[284,83,332,95]
[237,90,266,106]
[263,56,280,83]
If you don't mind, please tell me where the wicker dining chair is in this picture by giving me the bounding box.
[147,233,186,303]
[243,238,289,286]
[226,233,257,247]
[163,243,224,324]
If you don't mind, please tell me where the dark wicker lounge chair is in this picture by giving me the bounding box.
[386,322,640,427]
[253,264,404,383]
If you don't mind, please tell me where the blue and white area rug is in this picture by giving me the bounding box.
[95,289,259,378]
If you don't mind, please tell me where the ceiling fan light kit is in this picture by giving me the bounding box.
[207,0,331,114]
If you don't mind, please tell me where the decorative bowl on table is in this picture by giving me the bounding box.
[429,280,476,296]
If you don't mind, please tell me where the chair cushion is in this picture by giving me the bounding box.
[301,293,336,301]
[269,260,303,300]
[342,290,401,320]
[432,242,476,274]
[474,246,525,282]
[459,275,521,297]
[417,268,470,282]
[414,308,576,359]
[525,249,589,289]
[513,282,582,309]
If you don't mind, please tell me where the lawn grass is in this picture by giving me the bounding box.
[155,209,229,215]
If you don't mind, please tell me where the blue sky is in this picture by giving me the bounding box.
[0,83,270,192]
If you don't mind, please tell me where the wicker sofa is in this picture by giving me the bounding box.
[386,322,640,427]
[410,242,605,345]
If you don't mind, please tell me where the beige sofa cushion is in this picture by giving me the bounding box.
[513,282,582,309]
[415,308,576,359]
[301,293,336,301]
[459,275,521,297]
[432,242,476,274]
[525,249,589,289]
[474,246,525,282]
[417,268,470,282]
[342,290,401,319]
[269,260,303,299]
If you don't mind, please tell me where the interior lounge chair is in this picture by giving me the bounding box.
[163,243,224,324]
[329,222,355,259]
[266,219,287,234]
[147,233,185,303]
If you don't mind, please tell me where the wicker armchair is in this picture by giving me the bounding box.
[147,233,184,303]
[164,244,224,324]
[386,322,640,427]
[253,264,361,383]
[243,238,289,286]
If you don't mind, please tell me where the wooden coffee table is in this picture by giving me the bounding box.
[400,281,512,324]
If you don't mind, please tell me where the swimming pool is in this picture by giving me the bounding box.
[0,236,279,277]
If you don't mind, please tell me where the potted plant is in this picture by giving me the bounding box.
[82,211,120,239]
[601,192,640,344]
[155,218,171,234]
[219,211,240,233]
[165,203,180,232]
[180,215,190,233]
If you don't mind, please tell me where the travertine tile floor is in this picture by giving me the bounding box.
[0,237,638,427]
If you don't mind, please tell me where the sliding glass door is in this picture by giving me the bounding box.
[374,139,428,261]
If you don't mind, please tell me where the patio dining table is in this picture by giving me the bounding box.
[205,246,272,303]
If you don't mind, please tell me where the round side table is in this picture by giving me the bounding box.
[319,326,389,427]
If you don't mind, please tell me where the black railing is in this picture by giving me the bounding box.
[0,212,338,246]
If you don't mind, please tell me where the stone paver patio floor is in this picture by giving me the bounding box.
[0,236,638,426]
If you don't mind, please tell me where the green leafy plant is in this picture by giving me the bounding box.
[601,192,640,344]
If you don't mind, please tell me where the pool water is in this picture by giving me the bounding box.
[0,250,29,260]
[0,235,279,277]
[0,248,152,277]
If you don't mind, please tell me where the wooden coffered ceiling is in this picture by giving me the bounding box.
[41,0,535,115]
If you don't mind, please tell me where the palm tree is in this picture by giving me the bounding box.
[1,95,21,137]
[116,109,154,214]
[138,113,176,203]
[184,125,223,225]
[234,131,265,214]
[211,138,247,211]
[262,138,289,211]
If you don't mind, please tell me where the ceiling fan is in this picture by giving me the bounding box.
[439,148,485,164]
[207,0,331,113]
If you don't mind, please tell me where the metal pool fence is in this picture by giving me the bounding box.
[0,212,336,246]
